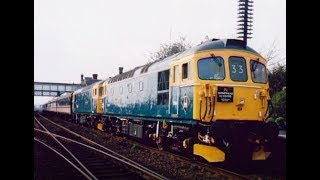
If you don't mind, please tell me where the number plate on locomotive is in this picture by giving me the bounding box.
[217,87,233,102]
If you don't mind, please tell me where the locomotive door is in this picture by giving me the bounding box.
[91,99,94,113]
[170,87,179,116]
[170,65,180,117]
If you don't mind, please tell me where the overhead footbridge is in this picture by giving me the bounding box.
[34,82,81,97]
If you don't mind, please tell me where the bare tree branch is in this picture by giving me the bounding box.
[149,36,192,62]
[260,40,280,62]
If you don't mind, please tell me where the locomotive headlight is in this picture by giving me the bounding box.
[239,97,245,105]
[237,98,245,111]
[237,97,245,107]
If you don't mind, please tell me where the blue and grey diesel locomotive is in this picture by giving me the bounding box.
[43,39,279,162]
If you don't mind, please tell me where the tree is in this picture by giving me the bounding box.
[149,37,192,62]
[260,40,280,63]
[268,63,286,96]
[259,40,286,95]
[261,41,286,129]
[260,40,286,68]
[266,64,286,129]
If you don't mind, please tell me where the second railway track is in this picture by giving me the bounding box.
[34,115,169,180]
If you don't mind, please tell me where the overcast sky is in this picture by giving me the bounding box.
[34,0,286,105]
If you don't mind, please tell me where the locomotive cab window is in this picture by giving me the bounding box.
[250,60,267,83]
[182,63,188,79]
[157,69,169,105]
[99,87,103,96]
[198,57,225,80]
[229,56,247,82]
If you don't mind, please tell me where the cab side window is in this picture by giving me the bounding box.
[182,63,188,79]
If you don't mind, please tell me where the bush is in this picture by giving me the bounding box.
[269,90,286,130]
[271,90,286,119]
[275,117,286,130]
[267,117,275,123]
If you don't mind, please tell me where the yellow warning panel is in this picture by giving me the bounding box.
[193,144,225,162]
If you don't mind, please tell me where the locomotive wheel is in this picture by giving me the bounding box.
[156,136,169,151]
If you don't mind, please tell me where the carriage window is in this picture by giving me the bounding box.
[250,60,267,83]
[229,56,247,82]
[198,57,225,80]
[182,63,188,79]
[157,70,169,105]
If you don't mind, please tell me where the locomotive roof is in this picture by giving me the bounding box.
[73,80,104,94]
[108,39,259,84]
[174,39,258,60]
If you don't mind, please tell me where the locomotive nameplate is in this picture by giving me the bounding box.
[217,87,233,102]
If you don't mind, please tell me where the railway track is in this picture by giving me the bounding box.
[34,116,169,180]
[126,140,252,180]
[35,113,255,179]
[116,133,254,180]
[34,139,88,179]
